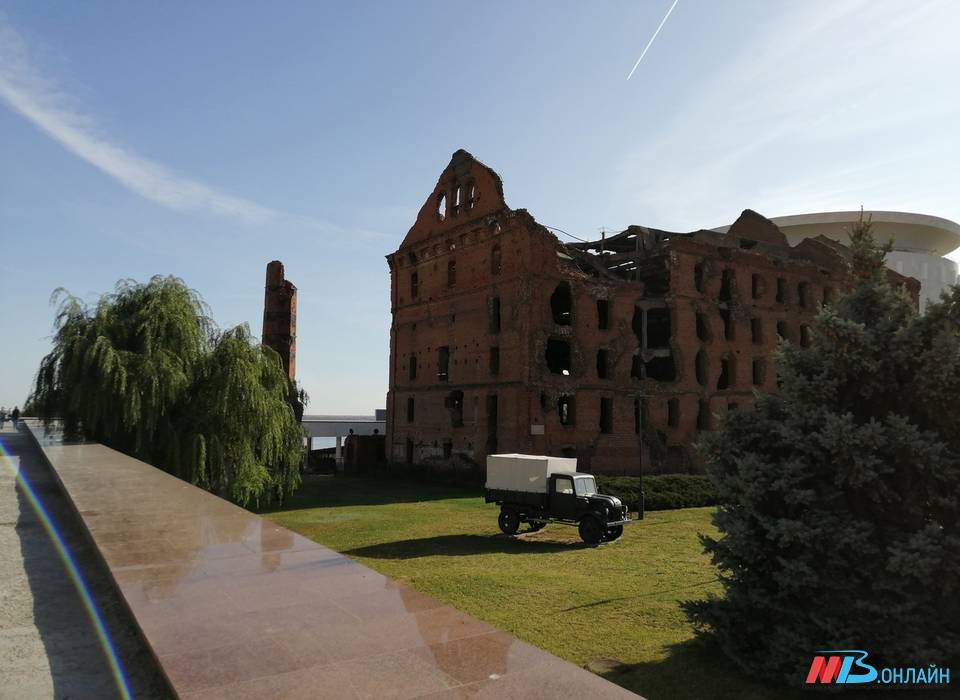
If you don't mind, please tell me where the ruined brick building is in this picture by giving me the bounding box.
[262,260,303,420]
[385,151,919,475]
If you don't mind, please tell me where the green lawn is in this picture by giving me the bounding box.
[260,476,943,700]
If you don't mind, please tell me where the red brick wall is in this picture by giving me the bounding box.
[385,152,917,476]
[262,260,297,382]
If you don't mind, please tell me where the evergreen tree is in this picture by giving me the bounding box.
[684,215,960,683]
[30,276,304,506]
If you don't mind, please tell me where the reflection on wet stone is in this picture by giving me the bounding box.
[22,421,641,699]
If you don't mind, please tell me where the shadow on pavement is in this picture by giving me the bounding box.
[6,425,171,699]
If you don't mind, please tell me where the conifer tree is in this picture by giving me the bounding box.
[684,215,960,682]
[30,276,304,506]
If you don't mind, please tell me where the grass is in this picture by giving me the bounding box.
[261,475,946,700]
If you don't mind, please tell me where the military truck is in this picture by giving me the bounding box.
[484,454,636,544]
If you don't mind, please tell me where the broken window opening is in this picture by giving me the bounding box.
[776,277,787,304]
[777,321,789,342]
[694,262,705,293]
[751,318,763,344]
[646,307,671,349]
[408,354,417,381]
[597,300,610,330]
[406,397,415,423]
[454,185,462,208]
[631,307,644,343]
[720,308,735,340]
[697,400,710,430]
[752,273,765,299]
[600,398,613,434]
[437,346,450,382]
[798,281,811,309]
[631,353,643,380]
[718,356,734,390]
[596,349,609,379]
[558,395,575,426]
[437,193,447,221]
[445,390,464,427]
[823,287,834,305]
[447,260,457,287]
[739,238,758,249]
[667,398,679,428]
[489,347,500,375]
[410,272,419,299]
[695,350,708,386]
[467,182,477,210]
[550,283,572,325]
[728,402,739,412]
[486,394,498,454]
[800,324,812,348]
[443,440,453,459]
[491,244,502,276]
[719,269,735,302]
[539,392,548,410]
[646,355,676,382]
[696,313,711,342]
[545,339,571,376]
[490,296,501,333]
[752,358,766,386]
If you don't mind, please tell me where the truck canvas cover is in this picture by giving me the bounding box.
[485,454,579,494]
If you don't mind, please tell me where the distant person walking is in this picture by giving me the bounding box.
[10,406,20,428]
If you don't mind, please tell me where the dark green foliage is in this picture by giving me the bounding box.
[596,475,720,511]
[684,215,960,683]
[30,276,304,506]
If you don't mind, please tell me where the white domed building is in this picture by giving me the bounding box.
[717,211,960,311]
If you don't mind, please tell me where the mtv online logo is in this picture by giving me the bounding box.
[806,650,877,685]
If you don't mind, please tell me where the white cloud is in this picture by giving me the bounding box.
[0,17,279,224]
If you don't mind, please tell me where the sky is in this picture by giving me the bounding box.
[1,0,959,412]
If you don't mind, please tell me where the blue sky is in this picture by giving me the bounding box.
[2,0,959,412]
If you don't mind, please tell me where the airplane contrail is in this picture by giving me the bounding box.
[626,0,680,80]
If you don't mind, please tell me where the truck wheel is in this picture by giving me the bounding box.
[604,526,624,541]
[498,510,520,535]
[528,521,546,532]
[578,516,603,545]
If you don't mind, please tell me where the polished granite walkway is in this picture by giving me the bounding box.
[0,423,169,699]
[24,422,640,699]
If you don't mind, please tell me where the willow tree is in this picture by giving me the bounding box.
[30,276,304,506]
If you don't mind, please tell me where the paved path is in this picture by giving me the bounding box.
[23,421,642,700]
[0,423,170,699]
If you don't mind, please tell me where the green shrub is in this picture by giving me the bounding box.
[683,217,960,683]
[597,474,720,511]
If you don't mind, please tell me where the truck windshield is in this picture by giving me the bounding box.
[574,477,597,496]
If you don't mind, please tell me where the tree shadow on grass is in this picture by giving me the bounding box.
[596,638,954,700]
[257,474,483,514]
[595,639,794,700]
[343,533,593,559]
